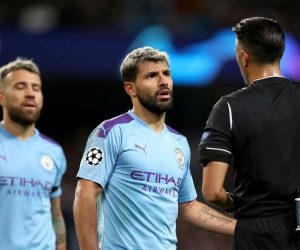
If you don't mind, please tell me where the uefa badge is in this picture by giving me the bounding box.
[174,148,185,169]
[41,155,54,170]
[85,147,103,166]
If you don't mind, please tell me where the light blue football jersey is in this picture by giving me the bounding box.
[77,110,197,250]
[0,123,66,250]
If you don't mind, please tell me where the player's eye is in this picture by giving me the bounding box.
[15,83,25,90]
[32,84,41,91]
[164,71,171,77]
[147,72,157,78]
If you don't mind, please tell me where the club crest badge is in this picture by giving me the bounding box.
[85,147,104,166]
[174,148,185,168]
[41,155,54,170]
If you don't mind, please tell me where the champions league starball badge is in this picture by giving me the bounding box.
[174,148,185,168]
[85,147,103,166]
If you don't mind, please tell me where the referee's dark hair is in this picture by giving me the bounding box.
[232,17,285,64]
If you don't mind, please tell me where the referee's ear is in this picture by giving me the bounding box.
[241,49,249,67]
[124,81,137,97]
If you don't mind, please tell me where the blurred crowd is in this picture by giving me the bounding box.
[0,0,299,36]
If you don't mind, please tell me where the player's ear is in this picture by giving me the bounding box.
[124,82,137,97]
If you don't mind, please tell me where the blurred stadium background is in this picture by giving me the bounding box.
[0,1,299,249]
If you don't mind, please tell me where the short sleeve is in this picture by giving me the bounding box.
[50,147,67,198]
[76,124,121,188]
[178,141,197,203]
[199,97,232,166]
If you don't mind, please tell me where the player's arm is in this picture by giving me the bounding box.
[178,199,236,236]
[73,178,102,250]
[51,197,67,250]
[202,161,233,210]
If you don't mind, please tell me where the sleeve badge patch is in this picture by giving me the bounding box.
[85,147,104,166]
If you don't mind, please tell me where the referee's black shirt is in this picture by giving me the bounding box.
[199,77,300,219]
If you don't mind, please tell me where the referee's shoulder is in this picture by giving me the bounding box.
[292,80,300,89]
[225,86,251,99]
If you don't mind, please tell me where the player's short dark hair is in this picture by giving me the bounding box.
[0,57,40,88]
[120,46,169,82]
[232,17,285,64]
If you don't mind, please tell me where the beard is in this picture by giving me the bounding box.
[137,89,173,114]
[7,106,41,127]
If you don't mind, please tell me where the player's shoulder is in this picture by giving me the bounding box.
[166,125,183,136]
[166,125,188,141]
[38,132,64,151]
[166,125,190,155]
[39,132,60,146]
[98,112,134,138]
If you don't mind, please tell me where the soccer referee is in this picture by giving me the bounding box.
[199,17,300,250]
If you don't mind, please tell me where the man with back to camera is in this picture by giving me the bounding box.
[0,58,67,249]
[199,17,300,249]
[73,46,236,250]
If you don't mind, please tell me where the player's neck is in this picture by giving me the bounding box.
[2,118,36,140]
[132,107,165,133]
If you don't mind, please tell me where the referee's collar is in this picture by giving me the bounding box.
[252,76,289,86]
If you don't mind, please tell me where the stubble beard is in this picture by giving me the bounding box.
[137,91,173,115]
[8,106,41,127]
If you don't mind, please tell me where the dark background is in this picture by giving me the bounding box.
[1,1,299,249]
